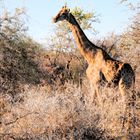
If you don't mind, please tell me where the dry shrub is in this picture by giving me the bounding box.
[1,32,139,140]
[1,79,140,139]
[1,39,140,139]
[0,39,47,99]
[0,37,86,104]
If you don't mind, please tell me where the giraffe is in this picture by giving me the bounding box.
[53,6,135,132]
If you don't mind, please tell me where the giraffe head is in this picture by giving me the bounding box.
[53,6,70,23]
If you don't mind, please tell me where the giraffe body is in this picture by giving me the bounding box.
[53,6,135,103]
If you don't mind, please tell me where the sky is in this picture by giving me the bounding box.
[0,0,138,43]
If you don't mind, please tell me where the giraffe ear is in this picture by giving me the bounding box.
[62,6,65,9]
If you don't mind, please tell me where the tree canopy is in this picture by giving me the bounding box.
[47,7,98,53]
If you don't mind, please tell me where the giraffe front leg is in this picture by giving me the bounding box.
[86,67,102,105]
[89,82,99,105]
[89,79,102,106]
[87,82,97,105]
[93,82,103,106]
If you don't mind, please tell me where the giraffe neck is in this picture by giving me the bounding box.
[68,13,97,63]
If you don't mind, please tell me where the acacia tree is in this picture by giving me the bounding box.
[0,8,27,42]
[115,0,140,66]
[47,7,98,53]
[0,6,44,99]
[119,0,140,11]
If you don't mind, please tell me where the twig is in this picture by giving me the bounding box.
[4,111,39,126]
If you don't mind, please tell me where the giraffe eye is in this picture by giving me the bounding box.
[61,13,66,18]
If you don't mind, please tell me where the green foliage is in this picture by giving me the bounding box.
[71,7,97,30]
[48,6,98,52]
[55,6,97,33]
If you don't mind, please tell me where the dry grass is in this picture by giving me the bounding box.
[1,78,140,139]
[0,30,140,140]
[1,39,140,139]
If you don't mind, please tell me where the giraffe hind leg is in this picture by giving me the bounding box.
[119,78,131,134]
[119,64,135,134]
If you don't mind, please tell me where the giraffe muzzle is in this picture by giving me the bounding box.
[53,16,59,23]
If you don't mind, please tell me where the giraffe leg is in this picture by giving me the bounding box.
[93,83,103,106]
[119,78,131,135]
[119,85,128,132]
[88,72,102,106]
[86,69,102,105]
[89,82,96,103]
[87,82,97,106]
[88,80,102,106]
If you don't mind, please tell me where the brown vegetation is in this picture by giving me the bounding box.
[1,34,140,140]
